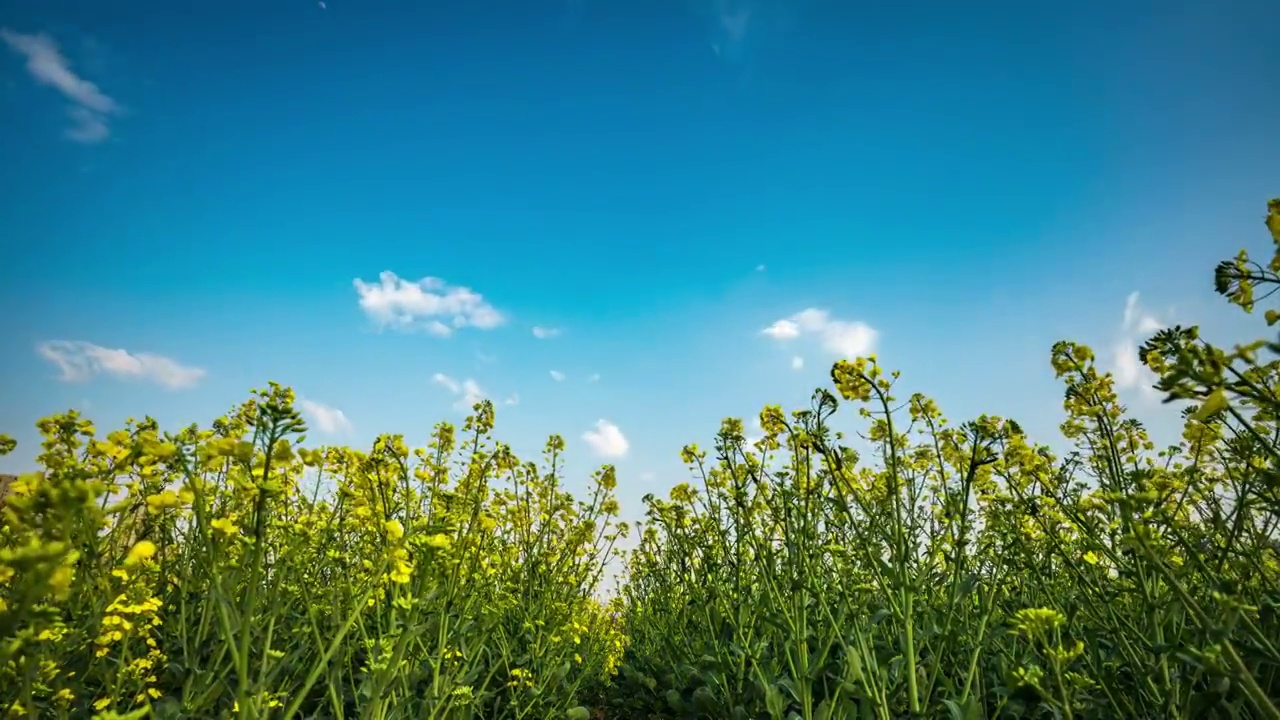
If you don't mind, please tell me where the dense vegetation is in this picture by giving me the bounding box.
[3,198,1280,719]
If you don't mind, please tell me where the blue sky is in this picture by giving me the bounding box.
[1,0,1277,531]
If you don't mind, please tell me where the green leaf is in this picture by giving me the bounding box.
[943,697,981,720]
[665,689,684,713]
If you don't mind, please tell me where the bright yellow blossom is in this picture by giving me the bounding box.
[125,540,157,566]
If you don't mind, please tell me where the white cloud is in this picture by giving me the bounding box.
[762,318,801,340]
[299,398,352,434]
[761,308,877,358]
[1122,291,1164,336]
[65,106,110,143]
[36,340,205,390]
[1111,292,1164,396]
[550,370,565,382]
[353,272,505,335]
[503,393,519,406]
[432,373,460,393]
[432,372,488,410]
[586,373,600,383]
[1,29,122,143]
[744,416,765,448]
[582,419,629,458]
[532,325,562,339]
[791,355,804,370]
[708,0,753,61]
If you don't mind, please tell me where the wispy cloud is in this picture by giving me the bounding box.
[432,372,488,410]
[550,370,565,382]
[36,340,205,390]
[791,355,804,370]
[708,0,755,61]
[586,373,600,383]
[1,29,122,143]
[1110,292,1165,397]
[354,272,505,335]
[762,308,877,358]
[299,398,352,434]
[705,0,804,61]
[532,325,562,339]
[582,419,629,458]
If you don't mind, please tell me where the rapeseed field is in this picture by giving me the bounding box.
[3,199,1280,718]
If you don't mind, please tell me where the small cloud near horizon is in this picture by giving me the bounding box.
[582,419,629,458]
[1110,291,1166,398]
[299,398,352,434]
[36,340,205,390]
[432,372,488,411]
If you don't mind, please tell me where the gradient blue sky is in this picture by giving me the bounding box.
[1,0,1276,526]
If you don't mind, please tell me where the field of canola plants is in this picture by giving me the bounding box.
[3,198,1280,720]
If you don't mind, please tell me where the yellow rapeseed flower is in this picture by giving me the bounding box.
[507,667,534,688]
[210,517,239,536]
[385,519,405,541]
[145,490,184,512]
[49,564,74,597]
[125,540,157,566]
[389,548,414,584]
[1013,607,1066,638]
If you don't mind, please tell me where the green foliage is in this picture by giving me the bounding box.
[2,198,1279,719]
